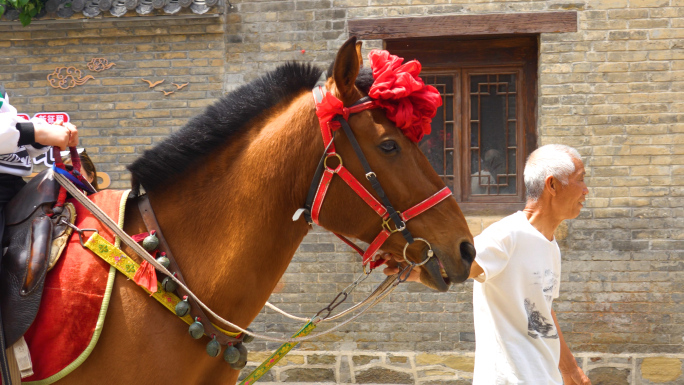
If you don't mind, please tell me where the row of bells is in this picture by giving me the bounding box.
[143,232,253,370]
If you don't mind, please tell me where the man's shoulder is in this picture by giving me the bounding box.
[477,212,526,238]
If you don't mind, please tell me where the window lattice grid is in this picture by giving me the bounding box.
[419,75,455,191]
[469,73,518,196]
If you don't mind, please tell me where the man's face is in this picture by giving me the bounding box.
[555,158,588,220]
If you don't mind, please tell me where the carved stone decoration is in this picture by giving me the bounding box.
[151,0,168,10]
[87,58,116,72]
[190,0,209,14]
[204,0,217,8]
[56,2,75,18]
[47,67,95,90]
[83,0,102,17]
[136,0,154,15]
[178,0,191,8]
[71,0,86,12]
[98,0,113,12]
[110,1,127,16]
[163,0,180,14]
[124,0,138,11]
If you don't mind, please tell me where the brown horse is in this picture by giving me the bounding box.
[61,37,474,384]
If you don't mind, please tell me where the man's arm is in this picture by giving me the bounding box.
[468,260,483,280]
[551,309,591,385]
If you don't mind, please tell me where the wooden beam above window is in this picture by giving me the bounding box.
[348,12,577,40]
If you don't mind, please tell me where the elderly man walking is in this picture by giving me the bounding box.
[383,144,591,384]
[468,144,590,384]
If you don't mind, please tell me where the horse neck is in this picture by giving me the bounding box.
[145,92,322,328]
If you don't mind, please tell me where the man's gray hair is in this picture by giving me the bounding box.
[524,144,582,201]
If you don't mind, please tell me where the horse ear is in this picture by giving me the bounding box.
[355,41,363,68]
[333,37,360,103]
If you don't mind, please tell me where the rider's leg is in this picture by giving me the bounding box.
[0,175,28,385]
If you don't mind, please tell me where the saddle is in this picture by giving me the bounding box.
[1,168,74,348]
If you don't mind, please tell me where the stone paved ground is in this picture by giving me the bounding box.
[237,351,684,384]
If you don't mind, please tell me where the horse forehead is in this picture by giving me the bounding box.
[353,109,397,136]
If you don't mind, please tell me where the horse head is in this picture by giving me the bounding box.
[312,37,474,291]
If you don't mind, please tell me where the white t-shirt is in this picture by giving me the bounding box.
[472,211,562,385]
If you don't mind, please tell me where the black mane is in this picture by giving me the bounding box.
[128,62,374,192]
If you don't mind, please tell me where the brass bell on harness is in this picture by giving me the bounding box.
[142,230,159,251]
[206,335,221,357]
[229,343,248,370]
[175,296,191,317]
[223,344,239,364]
[242,328,254,343]
[156,252,170,269]
[162,276,178,293]
[189,317,204,339]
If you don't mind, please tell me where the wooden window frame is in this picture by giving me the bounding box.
[349,12,577,40]
[385,36,539,215]
[350,12,577,214]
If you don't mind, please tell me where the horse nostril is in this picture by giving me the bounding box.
[460,241,476,263]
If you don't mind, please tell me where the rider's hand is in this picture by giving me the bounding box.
[34,121,78,150]
[561,366,591,385]
[377,252,422,283]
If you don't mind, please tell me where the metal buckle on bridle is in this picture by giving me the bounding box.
[381,212,406,234]
[402,237,434,267]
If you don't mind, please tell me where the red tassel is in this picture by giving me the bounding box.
[133,260,158,293]
[131,232,150,243]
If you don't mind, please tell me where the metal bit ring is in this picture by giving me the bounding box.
[402,237,434,267]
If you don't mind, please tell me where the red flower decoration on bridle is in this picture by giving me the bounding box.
[368,50,442,142]
[314,50,442,143]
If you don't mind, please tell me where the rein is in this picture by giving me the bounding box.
[52,168,405,344]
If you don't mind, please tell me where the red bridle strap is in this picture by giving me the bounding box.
[359,187,451,265]
[401,186,452,222]
[307,84,453,269]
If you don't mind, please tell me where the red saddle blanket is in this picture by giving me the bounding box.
[20,189,128,383]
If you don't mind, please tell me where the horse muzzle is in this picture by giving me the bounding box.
[418,241,474,292]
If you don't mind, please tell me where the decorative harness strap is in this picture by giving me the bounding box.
[294,73,452,268]
[77,230,239,339]
[137,196,242,345]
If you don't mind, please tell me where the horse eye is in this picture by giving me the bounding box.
[378,140,399,154]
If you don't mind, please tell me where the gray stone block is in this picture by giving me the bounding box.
[280,368,335,382]
[354,367,413,384]
[588,367,631,385]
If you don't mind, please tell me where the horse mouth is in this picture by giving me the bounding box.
[419,250,471,292]
[420,254,450,292]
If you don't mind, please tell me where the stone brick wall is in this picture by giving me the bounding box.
[0,15,225,188]
[1,0,682,383]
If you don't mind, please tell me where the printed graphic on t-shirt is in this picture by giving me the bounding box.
[524,298,558,339]
[531,269,559,305]
[542,269,559,303]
